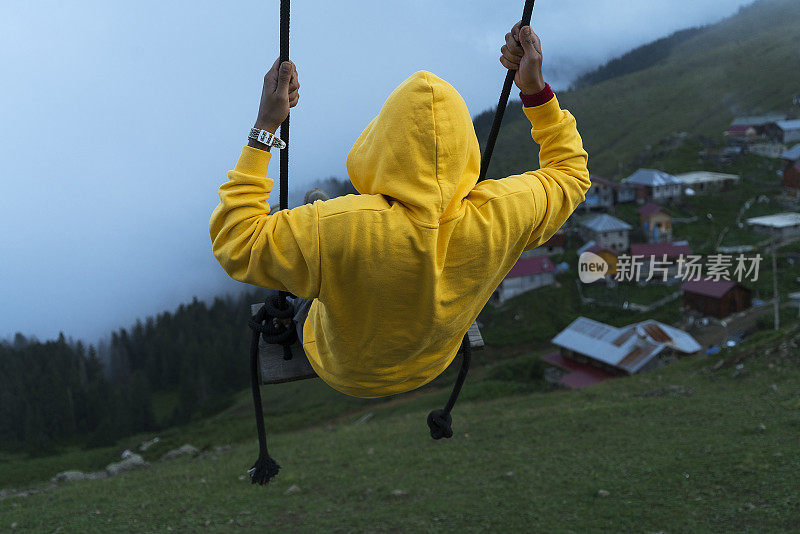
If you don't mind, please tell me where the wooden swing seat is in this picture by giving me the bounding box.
[251,302,485,385]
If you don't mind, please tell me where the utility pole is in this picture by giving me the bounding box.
[771,226,780,331]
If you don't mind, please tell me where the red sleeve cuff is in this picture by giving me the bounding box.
[520,83,554,107]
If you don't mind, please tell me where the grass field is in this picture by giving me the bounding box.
[2,324,800,532]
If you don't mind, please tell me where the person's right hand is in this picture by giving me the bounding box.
[500,22,545,95]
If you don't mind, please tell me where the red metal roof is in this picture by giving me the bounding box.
[541,351,617,389]
[681,278,738,298]
[631,242,692,258]
[727,125,751,133]
[591,175,614,187]
[637,202,667,217]
[586,244,618,256]
[506,256,555,278]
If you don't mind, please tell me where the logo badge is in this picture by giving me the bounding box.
[578,252,608,283]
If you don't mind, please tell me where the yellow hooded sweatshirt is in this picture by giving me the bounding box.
[210,71,590,399]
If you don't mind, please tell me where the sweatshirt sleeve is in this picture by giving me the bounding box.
[209,146,321,298]
[472,94,591,251]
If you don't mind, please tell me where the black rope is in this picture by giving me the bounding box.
[247,294,297,486]
[247,305,280,485]
[277,0,293,362]
[427,0,536,440]
[427,332,472,440]
[246,0,293,486]
[478,0,536,183]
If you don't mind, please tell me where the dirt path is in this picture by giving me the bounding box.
[686,300,794,350]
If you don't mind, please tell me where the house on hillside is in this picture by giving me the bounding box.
[637,202,672,242]
[681,279,752,319]
[580,214,632,252]
[583,175,615,210]
[782,161,800,197]
[578,241,619,276]
[675,171,740,195]
[630,241,692,281]
[780,145,800,196]
[491,256,556,304]
[622,169,683,204]
[591,176,637,204]
[725,114,787,143]
[543,316,701,389]
[746,213,800,239]
[521,229,565,258]
[748,143,788,159]
[771,119,800,145]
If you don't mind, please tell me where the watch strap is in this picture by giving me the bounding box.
[249,128,287,149]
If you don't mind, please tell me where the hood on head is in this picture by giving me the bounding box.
[346,71,480,224]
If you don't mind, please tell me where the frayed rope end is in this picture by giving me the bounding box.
[248,455,281,486]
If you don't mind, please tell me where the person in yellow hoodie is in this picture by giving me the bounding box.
[210,22,590,400]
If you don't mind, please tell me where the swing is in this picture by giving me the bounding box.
[246,0,536,485]
[250,297,485,385]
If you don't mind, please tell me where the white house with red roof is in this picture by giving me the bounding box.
[543,316,701,389]
[491,256,556,304]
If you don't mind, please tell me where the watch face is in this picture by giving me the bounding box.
[248,128,284,149]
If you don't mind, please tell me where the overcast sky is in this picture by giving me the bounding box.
[0,0,754,344]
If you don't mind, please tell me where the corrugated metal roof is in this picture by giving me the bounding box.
[776,119,800,132]
[781,144,800,161]
[731,114,787,126]
[630,242,692,258]
[637,202,666,217]
[552,317,701,374]
[746,212,800,229]
[590,174,613,187]
[591,175,636,190]
[617,344,660,370]
[586,244,617,257]
[623,169,682,187]
[505,256,555,278]
[675,171,740,185]
[633,321,702,353]
[580,213,633,232]
[681,279,737,299]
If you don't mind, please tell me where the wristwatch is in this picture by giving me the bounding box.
[248,128,287,149]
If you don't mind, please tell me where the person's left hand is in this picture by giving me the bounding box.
[254,57,300,132]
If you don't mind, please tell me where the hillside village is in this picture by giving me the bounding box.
[491,111,800,389]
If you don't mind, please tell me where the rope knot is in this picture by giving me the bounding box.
[264,294,294,319]
[427,409,453,440]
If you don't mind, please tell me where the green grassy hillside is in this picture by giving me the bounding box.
[4,2,800,530]
[2,324,799,532]
[476,0,800,179]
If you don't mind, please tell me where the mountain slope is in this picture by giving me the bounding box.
[475,0,800,179]
[570,26,708,90]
